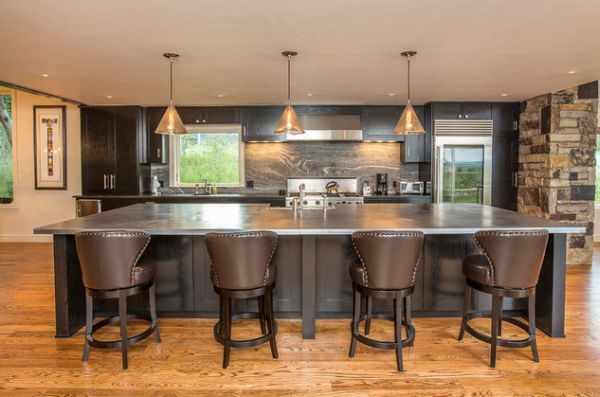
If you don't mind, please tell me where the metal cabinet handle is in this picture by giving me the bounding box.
[110,174,115,190]
[103,174,107,190]
[157,148,161,158]
[513,172,519,188]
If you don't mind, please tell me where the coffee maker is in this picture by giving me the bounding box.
[376,173,388,196]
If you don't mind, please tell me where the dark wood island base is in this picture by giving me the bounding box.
[51,231,568,339]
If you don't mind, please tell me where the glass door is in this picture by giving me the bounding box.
[442,145,484,203]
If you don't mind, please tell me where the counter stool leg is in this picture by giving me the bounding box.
[118,291,128,370]
[266,287,278,359]
[82,295,93,361]
[394,297,404,372]
[498,296,503,337]
[490,295,499,368]
[222,298,232,369]
[528,294,539,362]
[404,295,413,347]
[349,285,360,357]
[149,283,161,343]
[365,296,372,336]
[458,283,470,341]
[258,295,267,335]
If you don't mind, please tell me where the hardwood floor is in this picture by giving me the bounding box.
[1,243,600,396]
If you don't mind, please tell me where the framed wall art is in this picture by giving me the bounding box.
[33,105,67,190]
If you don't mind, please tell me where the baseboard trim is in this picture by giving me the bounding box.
[0,235,52,243]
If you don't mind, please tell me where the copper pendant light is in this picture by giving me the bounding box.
[155,53,187,135]
[393,51,425,135]
[274,51,305,134]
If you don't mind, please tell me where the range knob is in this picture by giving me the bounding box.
[315,200,321,205]
[303,200,308,206]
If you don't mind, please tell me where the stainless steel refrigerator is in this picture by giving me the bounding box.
[433,120,493,205]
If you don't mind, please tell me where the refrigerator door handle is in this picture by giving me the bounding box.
[433,146,440,203]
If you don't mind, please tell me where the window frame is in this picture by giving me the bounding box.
[169,123,245,188]
[0,87,17,208]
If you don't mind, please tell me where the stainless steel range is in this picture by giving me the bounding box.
[285,177,364,209]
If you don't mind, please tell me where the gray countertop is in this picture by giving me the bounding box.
[34,203,584,235]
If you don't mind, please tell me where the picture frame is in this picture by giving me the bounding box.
[33,105,67,190]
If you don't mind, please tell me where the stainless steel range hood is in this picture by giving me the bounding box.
[286,115,363,141]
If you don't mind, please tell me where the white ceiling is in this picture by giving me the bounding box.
[1,0,600,106]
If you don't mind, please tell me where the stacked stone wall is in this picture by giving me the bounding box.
[518,82,598,265]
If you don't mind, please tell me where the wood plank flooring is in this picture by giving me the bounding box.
[1,242,600,396]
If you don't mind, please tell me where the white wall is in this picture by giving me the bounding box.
[0,89,81,242]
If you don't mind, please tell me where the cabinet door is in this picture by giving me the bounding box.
[201,107,242,124]
[432,103,462,120]
[112,107,141,194]
[491,103,520,210]
[402,135,423,162]
[462,103,492,120]
[360,106,403,141]
[243,106,285,141]
[81,108,112,194]
[146,107,168,163]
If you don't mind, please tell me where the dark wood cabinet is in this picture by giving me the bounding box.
[360,106,404,141]
[432,102,491,120]
[146,107,168,163]
[243,106,285,142]
[81,106,143,195]
[178,106,242,125]
[491,102,520,210]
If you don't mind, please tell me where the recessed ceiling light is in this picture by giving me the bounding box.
[568,70,576,74]
[388,93,396,96]
[106,95,113,99]
[501,93,508,97]
[307,93,313,97]
[217,94,224,98]
[41,74,49,77]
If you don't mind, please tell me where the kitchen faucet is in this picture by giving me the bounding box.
[299,183,306,199]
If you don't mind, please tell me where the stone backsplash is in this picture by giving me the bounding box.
[245,142,420,192]
[518,81,598,265]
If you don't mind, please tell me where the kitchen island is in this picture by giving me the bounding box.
[35,203,583,339]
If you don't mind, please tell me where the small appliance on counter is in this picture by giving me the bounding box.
[394,180,425,195]
[361,181,372,196]
[376,173,388,196]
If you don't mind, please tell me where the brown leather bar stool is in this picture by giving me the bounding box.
[206,231,278,368]
[349,231,424,372]
[458,230,549,368]
[75,231,161,370]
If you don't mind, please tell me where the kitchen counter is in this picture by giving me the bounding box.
[37,202,578,235]
[36,203,580,340]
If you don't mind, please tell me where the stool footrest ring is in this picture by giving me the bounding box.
[213,312,278,348]
[463,312,534,348]
[87,314,157,349]
[352,313,415,350]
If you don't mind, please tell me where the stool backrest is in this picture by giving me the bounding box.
[352,231,424,290]
[206,231,278,290]
[75,231,151,290]
[475,230,549,289]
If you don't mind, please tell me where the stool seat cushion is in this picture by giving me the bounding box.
[131,257,155,287]
[462,255,492,286]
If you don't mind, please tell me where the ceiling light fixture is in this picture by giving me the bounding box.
[388,93,396,97]
[568,70,576,74]
[501,93,508,97]
[274,50,304,134]
[155,53,187,135]
[217,94,224,98]
[106,95,113,99]
[307,93,313,97]
[41,74,49,77]
[394,51,425,135]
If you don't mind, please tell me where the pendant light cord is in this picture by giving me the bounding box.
[287,55,292,105]
[406,55,411,102]
[169,56,174,103]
